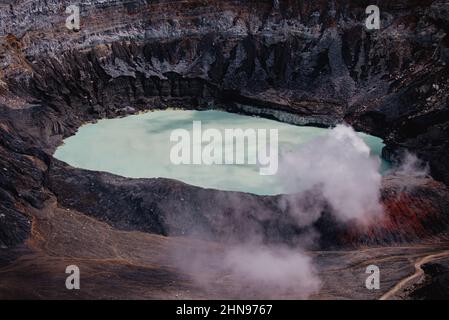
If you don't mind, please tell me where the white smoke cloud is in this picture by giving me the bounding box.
[171,124,386,299]
[383,151,430,194]
[392,151,429,178]
[278,124,384,223]
[170,240,321,299]
[224,245,321,298]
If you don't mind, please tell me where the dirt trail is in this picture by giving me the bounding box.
[380,250,449,300]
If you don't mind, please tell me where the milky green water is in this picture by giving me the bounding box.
[54,110,389,195]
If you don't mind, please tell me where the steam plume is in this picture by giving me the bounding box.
[278,124,384,223]
[172,124,388,299]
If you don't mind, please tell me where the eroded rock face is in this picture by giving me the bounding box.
[1,1,448,180]
[0,1,448,249]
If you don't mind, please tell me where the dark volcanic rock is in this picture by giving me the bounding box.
[409,260,449,300]
[47,159,308,245]
[47,158,449,248]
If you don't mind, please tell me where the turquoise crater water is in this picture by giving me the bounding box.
[54,110,390,195]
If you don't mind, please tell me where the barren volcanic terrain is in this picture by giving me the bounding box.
[1,0,449,299]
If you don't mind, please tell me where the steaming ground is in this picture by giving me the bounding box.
[279,124,384,222]
[223,245,321,298]
[169,125,432,299]
[51,115,430,299]
[0,140,443,299]
[171,124,389,298]
[4,195,446,299]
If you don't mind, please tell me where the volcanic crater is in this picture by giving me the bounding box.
[1,0,449,299]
